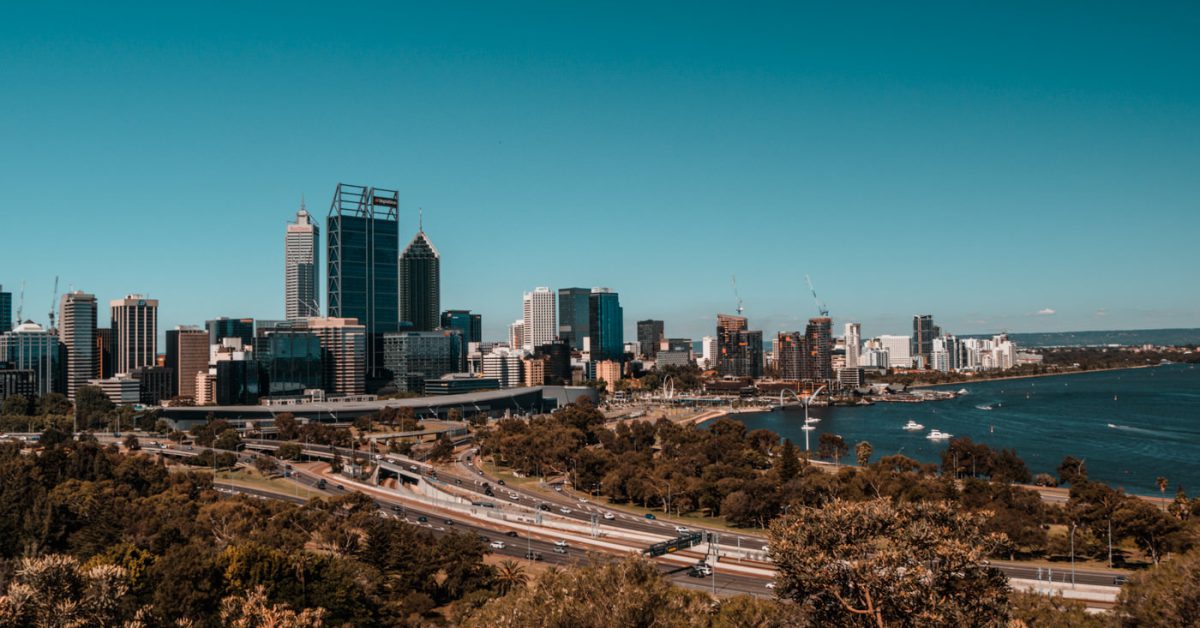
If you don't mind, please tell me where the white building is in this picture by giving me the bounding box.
[844,322,861,369]
[89,375,140,405]
[522,287,556,351]
[483,347,524,388]
[285,204,320,320]
[700,336,718,369]
[111,295,158,375]
[878,335,912,369]
[509,319,525,351]
[59,291,97,399]
[930,337,952,372]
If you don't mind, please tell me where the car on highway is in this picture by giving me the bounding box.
[553,546,567,554]
[578,497,588,503]
[316,479,327,489]
[554,540,568,549]
[444,519,455,525]
[1114,575,1128,585]
[478,535,489,543]
[390,505,403,513]
[559,507,572,514]
[644,513,656,520]
[505,531,518,538]
[524,551,543,561]
[508,493,520,500]
[761,544,770,552]
[765,582,776,589]
[554,485,562,492]
[603,512,615,520]
[675,526,690,534]
[409,464,419,472]
[335,484,345,491]
[417,516,428,523]
[689,563,712,577]
[489,541,506,550]
[538,503,551,511]
[497,479,505,486]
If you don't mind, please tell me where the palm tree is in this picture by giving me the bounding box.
[495,560,528,595]
[1157,476,1169,511]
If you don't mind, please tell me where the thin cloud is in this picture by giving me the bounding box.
[1036,308,1056,316]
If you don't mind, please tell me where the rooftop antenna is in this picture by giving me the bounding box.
[418,207,423,232]
[731,275,744,316]
[805,274,829,317]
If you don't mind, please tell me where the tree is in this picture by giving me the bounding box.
[35,392,72,416]
[255,456,280,476]
[1157,476,1169,511]
[493,560,527,595]
[816,433,847,467]
[277,442,302,460]
[0,554,132,626]
[214,428,243,451]
[854,441,873,467]
[219,584,326,627]
[0,394,30,417]
[429,434,455,463]
[123,434,140,450]
[776,438,801,483]
[274,413,300,440]
[1116,546,1200,626]
[1058,455,1087,486]
[73,385,113,426]
[1070,482,1125,567]
[769,499,1010,626]
[1114,497,1185,565]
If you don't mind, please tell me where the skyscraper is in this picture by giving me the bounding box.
[58,291,97,399]
[440,310,482,343]
[879,335,913,369]
[307,317,366,395]
[206,317,255,347]
[383,330,463,392]
[844,322,861,369]
[802,317,833,381]
[522,287,556,351]
[0,322,62,395]
[557,287,590,351]
[285,203,320,320]
[776,331,804,380]
[588,288,624,361]
[716,313,762,378]
[166,326,209,401]
[111,295,158,374]
[327,183,400,387]
[912,314,935,369]
[0,286,11,334]
[636,319,664,358]
[399,223,440,332]
[509,320,525,350]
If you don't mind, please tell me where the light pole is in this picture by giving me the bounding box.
[1070,522,1077,588]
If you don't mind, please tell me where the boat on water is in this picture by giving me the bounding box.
[805,417,821,425]
[926,429,952,441]
[903,420,924,431]
[975,404,994,411]
[958,388,969,395]
[801,425,816,431]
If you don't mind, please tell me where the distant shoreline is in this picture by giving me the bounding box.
[908,363,1161,390]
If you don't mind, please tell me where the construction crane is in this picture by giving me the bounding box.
[15,281,25,324]
[805,274,829,318]
[47,276,59,330]
[731,275,744,316]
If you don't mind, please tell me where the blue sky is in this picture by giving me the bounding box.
[1,2,1197,342]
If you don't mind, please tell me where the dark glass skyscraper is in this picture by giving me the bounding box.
[912,314,936,369]
[441,310,482,343]
[0,287,11,333]
[588,288,624,361]
[716,313,762,378]
[636,319,663,358]
[206,317,254,347]
[557,287,590,351]
[399,228,440,332]
[260,328,323,398]
[327,184,400,388]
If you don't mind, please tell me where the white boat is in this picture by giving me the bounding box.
[801,425,816,431]
[903,420,924,431]
[975,404,994,411]
[926,429,952,441]
[805,416,821,425]
[957,388,969,395]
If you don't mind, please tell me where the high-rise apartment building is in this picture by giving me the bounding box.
[0,286,11,333]
[636,319,664,358]
[58,292,97,399]
[844,322,861,369]
[701,336,718,369]
[307,317,366,395]
[803,317,833,381]
[557,287,590,351]
[509,320,525,350]
[399,226,440,331]
[285,204,320,320]
[522,287,556,351]
[1,322,63,395]
[111,295,158,375]
[482,347,523,388]
[588,288,623,361]
[912,315,936,369]
[716,314,763,378]
[440,310,482,343]
[165,326,209,401]
[776,331,804,380]
[327,184,400,386]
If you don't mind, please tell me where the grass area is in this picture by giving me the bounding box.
[213,469,326,500]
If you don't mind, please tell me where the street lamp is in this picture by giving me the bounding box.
[1070,522,1077,588]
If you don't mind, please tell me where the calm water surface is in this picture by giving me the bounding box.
[728,364,1200,496]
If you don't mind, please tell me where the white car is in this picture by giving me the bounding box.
[578,497,588,503]
[761,545,770,552]
[554,540,569,548]
[559,507,572,514]
[675,526,690,534]
[603,512,615,520]
[489,541,506,549]
[765,582,776,590]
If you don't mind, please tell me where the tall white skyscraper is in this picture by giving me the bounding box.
[285,203,320,320]
[522,287,556,351]
[58,291,97,399]
[701,336,718,369]
[843,322,861,369]
[110,295,158,374]
[509,319,525,351]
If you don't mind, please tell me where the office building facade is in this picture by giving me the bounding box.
[285,205,320,320]
[0,287,10,333]
[844,322,861,369]
[399,229,440,331]
[879,335,912,369]
[327,183,400,385]
[441,310,482,343]
[522,287,556,351]
[58,291,97,399]
[259,327,323,398]
[383,330,463,393]
[206,317,254,347]
[483,348,524,389]
[716,314,762,378]
[111,295,158,375]
[803,317,833,381]
[588,288,623,361]
[557,287,590,351]
[307,317,366,395]
[636,319,664,358]
[912,314,938,369]
[166,327,209,401]
[0,322,62,396]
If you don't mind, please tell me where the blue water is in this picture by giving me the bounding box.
[728,364,1200,496]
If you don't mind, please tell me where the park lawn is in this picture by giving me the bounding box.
[213,468,326,500]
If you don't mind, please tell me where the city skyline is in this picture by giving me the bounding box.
[2,4,1198,340]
